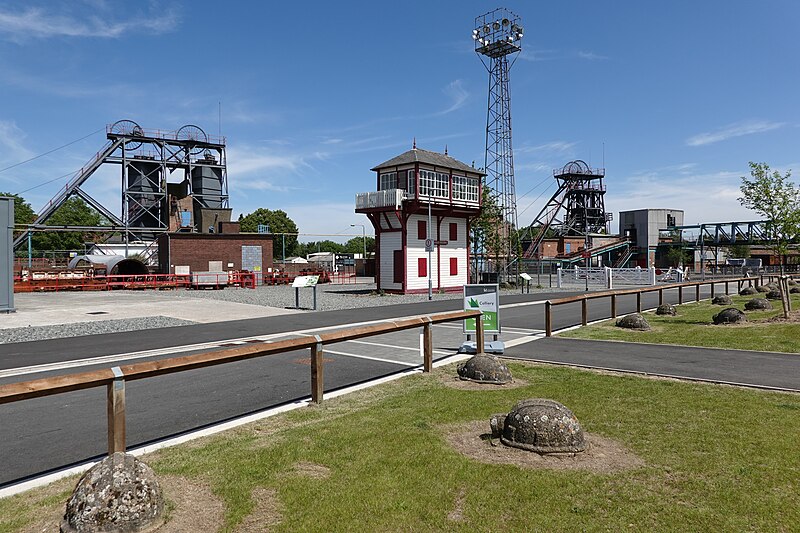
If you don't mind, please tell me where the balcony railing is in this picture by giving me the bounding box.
[355,189,405,210]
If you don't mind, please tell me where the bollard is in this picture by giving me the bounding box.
[107,367,126,455]
[678,286,683,304]
[696,285,700,302]
[636,292,642,313]
[311,335,324,404]
[610,294,617,318]
[711,282,715,298]
[659,288,663,305]
[545,301,552,337]
[422,320,433,372]
[581,298,588,326]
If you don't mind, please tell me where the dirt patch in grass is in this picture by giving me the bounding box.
[17,475,223,533]
[762,309,800,323]
[437,372,529,391]
[234,487,283,532]
[288,461,331,479]
[443,420,644,474]
[447,487,467,523]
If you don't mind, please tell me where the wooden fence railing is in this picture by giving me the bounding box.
[543,275,768,337]
[0,309,483,456]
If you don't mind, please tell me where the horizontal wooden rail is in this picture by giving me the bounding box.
[0,309,483,456]
[542,275,767,337]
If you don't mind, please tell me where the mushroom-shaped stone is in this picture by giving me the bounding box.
[755,285,770,293]
[791,287,800,294]
[655,303,677,316]
[739,286,758,296]
[490,399,585,453]
[712,308,747,324]
[61,453,163,533]
[616,313,650,330]
[789,279,798,287]
[457,354,512,384]
[712,294,733,305]
[766,282,779,290]
[744,298,772,311]
[765,289,782,300]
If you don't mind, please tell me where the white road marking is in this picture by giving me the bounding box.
[344,339,450,355]
[500,300,548,309]
[323,349,419,367]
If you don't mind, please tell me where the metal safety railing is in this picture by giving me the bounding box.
[542,275,786,336]
[0,309,483,456]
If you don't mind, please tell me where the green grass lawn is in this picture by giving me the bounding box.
[561,293,800,353]
[2,362,798,532]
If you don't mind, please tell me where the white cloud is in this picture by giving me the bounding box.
[577,50,608,60]
[517,141,578,155]
[517,49,558,62]
[283,202,374,240]
[0,6,179,41]
[436,79,469,115]
[686,120,784,147]
[0,120,34,164]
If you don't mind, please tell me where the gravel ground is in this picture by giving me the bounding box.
[0,317,197,344]
[165,282,566,311]
[1,282,573,345]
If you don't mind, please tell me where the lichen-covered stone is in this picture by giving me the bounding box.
[712,308,747,324]
[739,286,758,296]
[712,295,732,305]
[791,287,800,294]
[61,453,163,533]
[765,289,782,300]
[615,313,650,330]
[457,354,512,384]
[492,399,585,453]
[745,298,772,311]
[766,282,779,290]
[755,285,770,293]
[655,304,677,316]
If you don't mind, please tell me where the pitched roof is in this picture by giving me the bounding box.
[371,148,485,175]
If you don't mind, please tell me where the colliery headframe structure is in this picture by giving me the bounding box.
[473,7,523,279]
[521,160,611,259]
[14,120,230,252]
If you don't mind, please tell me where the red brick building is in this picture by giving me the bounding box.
[157,232,273,276]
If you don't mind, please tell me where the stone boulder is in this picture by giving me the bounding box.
[457,354,513,384]
[615,313,650,330]
[490,399,585,453]
[712,308,747,324]
[755,285,770,293]
[61,453,163,533]
[712,295,732,305]
[739,286,758,296]
[766,289,782,300]
[791,287,800,294]
[655,303,677,316]
[744,298,772,311]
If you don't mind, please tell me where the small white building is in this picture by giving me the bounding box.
[355,146,484,293]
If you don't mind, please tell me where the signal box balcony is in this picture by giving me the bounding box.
[355,185,481,215]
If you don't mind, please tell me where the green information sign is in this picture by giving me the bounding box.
[463,284,500,334]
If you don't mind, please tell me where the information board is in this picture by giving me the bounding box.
[292,275,320,288]
[462,284,500,334]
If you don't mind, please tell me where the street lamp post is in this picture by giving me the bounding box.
[351,224,366,275]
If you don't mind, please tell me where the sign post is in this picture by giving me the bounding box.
[460,284,503,354]
[292,275,320,310]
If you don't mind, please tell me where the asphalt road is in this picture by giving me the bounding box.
[2,283,798,490]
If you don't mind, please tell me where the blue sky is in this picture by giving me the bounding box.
[1,1,799,241]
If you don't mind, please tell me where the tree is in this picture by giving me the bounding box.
[471,186,504,277]
[727,243,751,258]
[239,208,299,259]
[664,245,690,267]
[297,240,345,257]
[31,197,105,252]
[343,236,375,256]
[0,192,36,237]
[738,162,800,273]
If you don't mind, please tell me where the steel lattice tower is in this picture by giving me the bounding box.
[474,8,523,278]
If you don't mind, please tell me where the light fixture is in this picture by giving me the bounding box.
[502,18,510,26]
[482,25,490,34]
[511,24,520,33]
[473,28,479,35]
[492,21,500,30]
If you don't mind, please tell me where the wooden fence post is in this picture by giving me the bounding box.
[107,367,126,455]
[475,313,485,354]
[311,335,324,404]
[422,320,433,372]
[636,292,642,313]
[610,294,617,318]
[581,298,588,326]
[545,301,552,337]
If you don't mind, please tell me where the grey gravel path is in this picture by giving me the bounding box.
[0,317,197,344]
